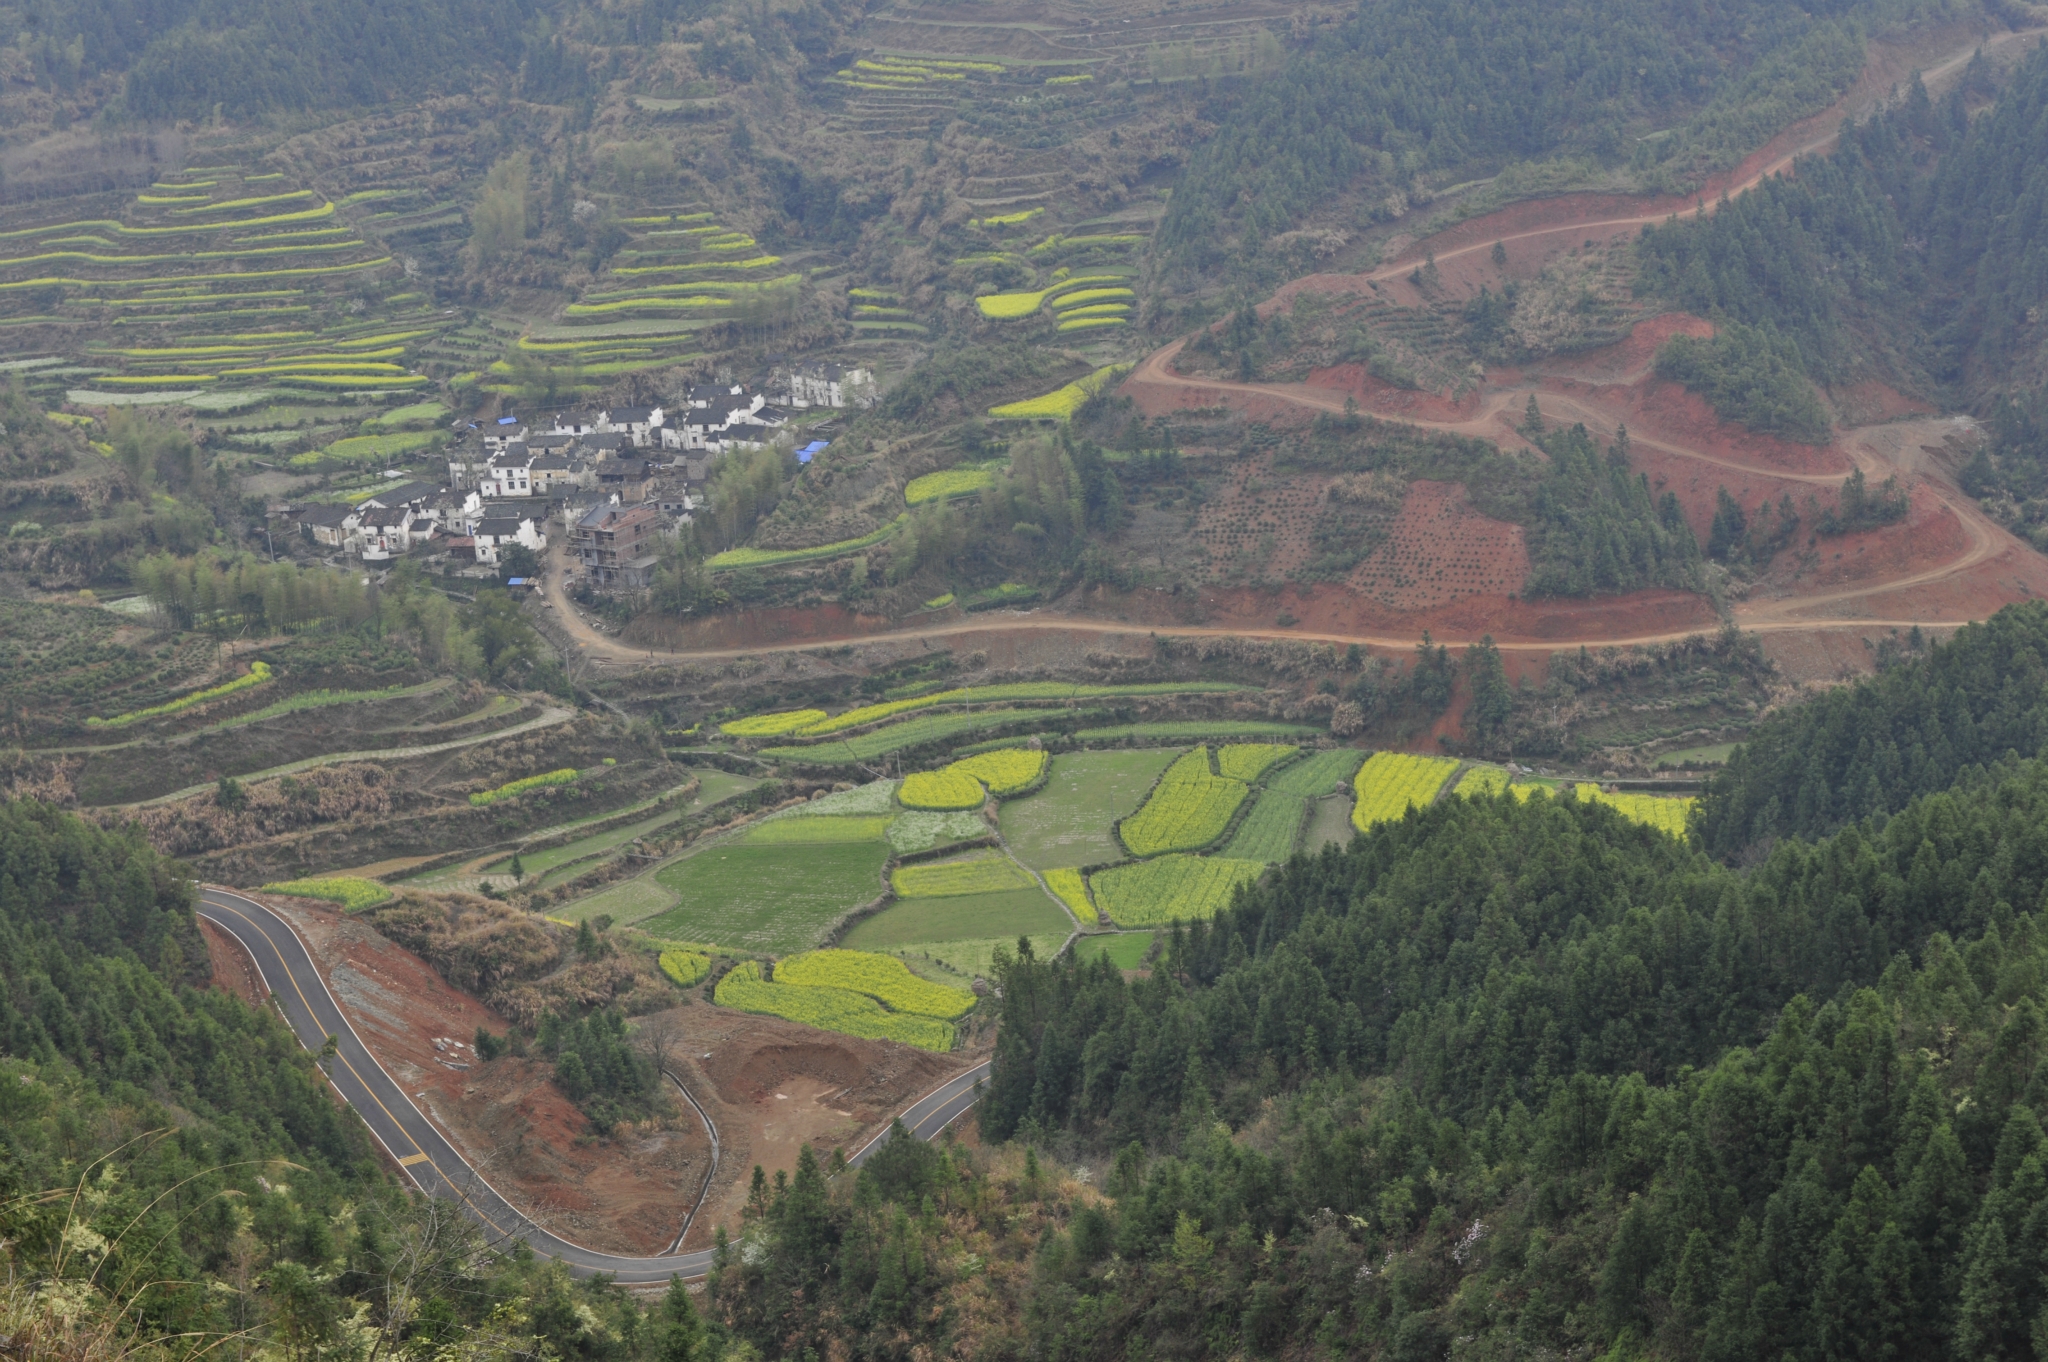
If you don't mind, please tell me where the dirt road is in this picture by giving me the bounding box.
[525,25,2043,672]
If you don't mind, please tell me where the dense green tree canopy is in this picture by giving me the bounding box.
[977,750,2048,1358]
[1695,601,2048,855]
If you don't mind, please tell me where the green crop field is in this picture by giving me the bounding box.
[1456,765,1511,797]
[644,841,888,952]
[1220,791,1307,863]
[714,961,953,1050]
[1074,721,1322,742]
[742,816,893,844]
[1266,749,1366,795]
[842,889,1073,951]
[549,875,677,925]
[1075,932,1155,969]
[1090,855,1264,926]
[842,886,1072,985]
[1352,753,1460,831]
[481,808,682,881]
[999,749,1178,870]
[891,854,1034,898]
[884,935,1063,987]
[775,950,977,1019]
[1656,742,1737,768]
[684,769,763,811]
[1217,744,1298,782]
[1118,749,1248,857]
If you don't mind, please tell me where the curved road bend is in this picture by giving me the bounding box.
[196,887,991,1282]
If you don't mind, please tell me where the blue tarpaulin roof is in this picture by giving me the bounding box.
[800,440,829,453]
[497,416,519,425]
[797,450,813,464]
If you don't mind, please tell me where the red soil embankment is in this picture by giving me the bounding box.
[266,897,712,1257]
[1305,365,1482,422]
[200,917,268,1009]
[1164,580,1721,647]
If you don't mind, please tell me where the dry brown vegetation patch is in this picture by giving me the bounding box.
[119,764,395,857]
[365,894,563,996]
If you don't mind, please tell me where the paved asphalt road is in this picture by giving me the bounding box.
[197,886,991,1282]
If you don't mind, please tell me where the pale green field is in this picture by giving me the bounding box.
[1074,932,1155,968]
[886,934,1068,985]
[1305,794,1355,852]
[999,748,1178,869]
[843,888,1073,950]
[643,842,889,953]
[548,875,677,925]
[1656,743,1737,768]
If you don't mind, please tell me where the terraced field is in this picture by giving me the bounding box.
[502,208,786,392]
[1118,748,1249,856]
[0,163,456,465]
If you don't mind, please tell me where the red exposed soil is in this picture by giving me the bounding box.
[1522,313,1714,385]
[1349,481,1529,610]
[1833,381,1938,426]
[201,917,268,1009]
[1627,440,1823,545]
[1555,379,1853,480]
[1304,365,1481,422]
[1180,580,1722,645]
[1764,488,1971,594]
[683,1021,977,1241]
[258,896,980,1253]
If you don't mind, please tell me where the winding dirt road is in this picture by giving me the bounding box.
[531,24,2044,668]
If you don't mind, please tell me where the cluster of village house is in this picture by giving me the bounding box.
[286,364,870,590]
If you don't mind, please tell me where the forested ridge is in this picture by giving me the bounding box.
[1694,599,2048,855]
[0,799,735,1362]
[7,0,537,119]
[1637,38,2048,410]
[1158,0,1958,275]
[971,753,2048,1358]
